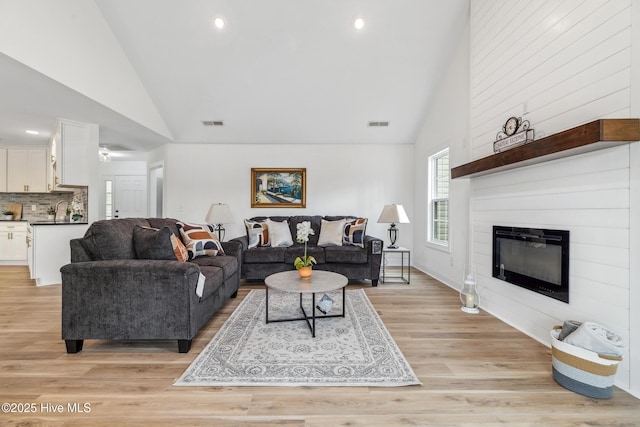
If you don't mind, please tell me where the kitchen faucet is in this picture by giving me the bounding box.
[55,200,70,215]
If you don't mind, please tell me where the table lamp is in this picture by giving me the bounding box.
[205,203,233,241]
[377,204,410,248]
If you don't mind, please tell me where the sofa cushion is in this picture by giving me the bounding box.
[318,218,346,246]
[244,247,286,263]
[147,217,181,238]
[266,219,293,247]
[197,266,225,300]
[245,219,270,248]
[287,216,322,245]
[133,226,188,262]
[284,245,326,264]
[177,222,225,259]
[82,218,151,260]
[324,245,368,264]
[344,217,368,248]
[190,255,239,281]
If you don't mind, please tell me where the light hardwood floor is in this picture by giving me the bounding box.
[0,265,638,426]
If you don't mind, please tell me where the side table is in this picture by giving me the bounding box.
[381,247,410,284]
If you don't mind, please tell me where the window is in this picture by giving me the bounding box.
[428,148,449,247]
[105,180,113,220]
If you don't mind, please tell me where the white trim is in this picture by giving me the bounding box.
[628,0,640,398]
[427,148,450,249]
[148,160,165,218]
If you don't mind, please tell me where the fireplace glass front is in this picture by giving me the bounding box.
[492,226,569,303]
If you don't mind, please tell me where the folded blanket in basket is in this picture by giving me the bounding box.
[564,321,624,357]
[558,320,581,341]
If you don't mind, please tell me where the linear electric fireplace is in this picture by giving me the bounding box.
[492,226,570,303]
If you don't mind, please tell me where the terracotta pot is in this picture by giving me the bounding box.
[298,266,313,279]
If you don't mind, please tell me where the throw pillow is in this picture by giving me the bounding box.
[244,219,270,248]
[343,217,367,248]
[266,219,293,247]
[133,226,188,262]
[317,218,346,246]
[176,222,225,259]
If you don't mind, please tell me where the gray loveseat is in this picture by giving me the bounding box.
[230,215,383,286]
[61,217,241,353]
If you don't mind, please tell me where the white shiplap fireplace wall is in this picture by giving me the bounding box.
[469,0,639,396]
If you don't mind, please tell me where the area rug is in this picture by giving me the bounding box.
[174,289,421,387]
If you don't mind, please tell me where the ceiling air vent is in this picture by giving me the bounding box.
[368,121,389,127]
[202,120,224,126]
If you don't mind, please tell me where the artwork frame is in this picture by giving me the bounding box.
[251,168,306,208]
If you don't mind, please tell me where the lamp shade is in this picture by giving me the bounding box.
[377,204,410,224]
[205,203,233,224]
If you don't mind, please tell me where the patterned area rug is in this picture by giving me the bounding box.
[174,289,421,387]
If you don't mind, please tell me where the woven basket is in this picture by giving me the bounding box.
[550,326,622,399]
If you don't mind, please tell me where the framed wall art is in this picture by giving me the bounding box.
[251,168,306,208]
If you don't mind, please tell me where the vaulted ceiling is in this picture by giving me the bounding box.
[0,0,469,153]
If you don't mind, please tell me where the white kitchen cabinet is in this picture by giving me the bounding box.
[0,221,28,261]
[50,119,94,188]
[30,223,89,286]
[7,147,47,192]
[0,148,7,192]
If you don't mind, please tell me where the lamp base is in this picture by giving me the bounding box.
[461,306,479,314]
[387,245,399,249]
[387,223,398,249]
[215,224,226,242]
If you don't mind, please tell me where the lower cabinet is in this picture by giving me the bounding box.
[30,224,89,286]
[0,222,28,261]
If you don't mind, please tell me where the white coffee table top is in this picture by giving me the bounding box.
[265,270,348,294]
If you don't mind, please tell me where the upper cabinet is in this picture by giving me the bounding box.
[6,147,48,192]
[50,119,96,188]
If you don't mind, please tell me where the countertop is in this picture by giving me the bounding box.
[30,221,89,226]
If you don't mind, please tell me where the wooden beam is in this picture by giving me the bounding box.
[451,119,640,179]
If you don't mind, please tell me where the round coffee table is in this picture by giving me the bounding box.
[264,270,348,337]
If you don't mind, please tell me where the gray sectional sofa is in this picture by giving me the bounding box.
[230,215,383,286]
[60,217,241,353]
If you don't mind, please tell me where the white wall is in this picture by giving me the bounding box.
[0,0,171,140]
[468,0,638,396]
[413,22,471,288]
[154,143,414,249]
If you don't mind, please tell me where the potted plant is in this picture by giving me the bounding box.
[294,221,316,279]
[46,206,56,220]
[2,209,14,220]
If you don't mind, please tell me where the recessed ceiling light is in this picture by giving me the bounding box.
[353,17,365,30]
[25,130,39,135]
[213,16,225,29]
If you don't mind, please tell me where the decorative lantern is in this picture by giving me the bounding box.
[460,267,480,314]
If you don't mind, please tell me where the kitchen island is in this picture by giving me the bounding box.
[29,221,88,286]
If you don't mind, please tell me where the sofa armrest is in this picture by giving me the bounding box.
[364,235,383,282]
[61,260,203,340]
[61,260,202,299]
[222,240,243,272]
[229,235,249,251]
[364,235,384,254]
[70,238,92,262]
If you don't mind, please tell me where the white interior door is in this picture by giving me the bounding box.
[114,175,147,219]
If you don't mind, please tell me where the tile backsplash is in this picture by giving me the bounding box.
[0,188,88,222]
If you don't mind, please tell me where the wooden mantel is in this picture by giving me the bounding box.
[451,119,640,179]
